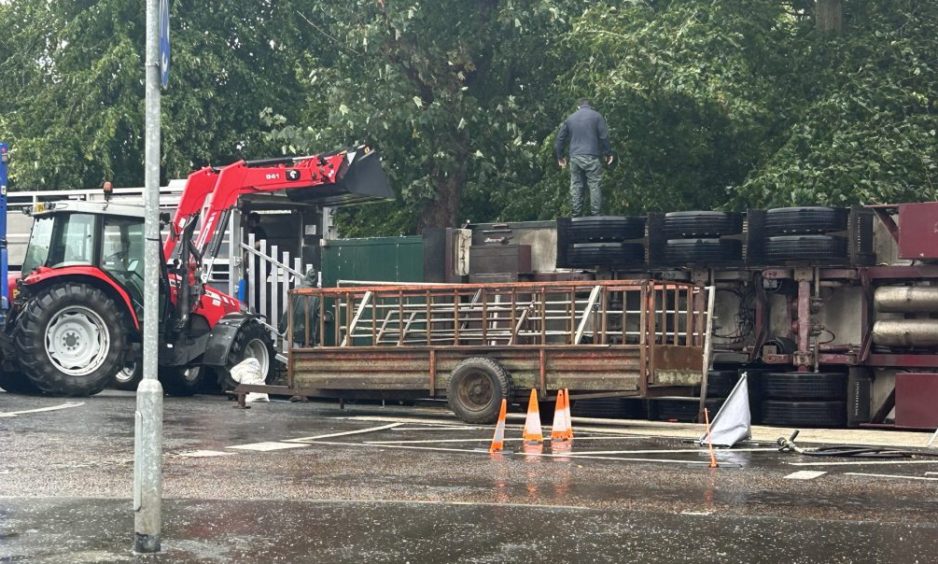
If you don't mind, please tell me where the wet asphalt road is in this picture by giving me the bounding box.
[1,390,937,563]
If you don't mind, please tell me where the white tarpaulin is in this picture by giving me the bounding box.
[230,358,269,403]
[699,372,751,448]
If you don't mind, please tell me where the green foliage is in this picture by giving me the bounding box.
[0,0,309,189]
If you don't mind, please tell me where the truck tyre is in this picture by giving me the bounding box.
[663,211,742,238]
[761,400,846,427]
[218,321,275,391]
[763,372,846,400]
[0,368,42,395]
[161,366,204,397]
[113,359,143,391]
[447,357,511,424]
[570,397,644,419]
[14,283,128,396]
[706,369,740,398]
[764,207,848,236]
[569,216,645,243]
[664,238,742,264]
[763,235,847,263]
[568,242,645,268]
[653,398,724,422]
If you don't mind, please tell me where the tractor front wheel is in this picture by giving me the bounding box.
[15,282,128,396]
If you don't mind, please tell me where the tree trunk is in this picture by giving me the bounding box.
[816,0,843,33]
[420,166,466,230]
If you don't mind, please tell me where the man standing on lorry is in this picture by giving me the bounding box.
[554,98,614,216]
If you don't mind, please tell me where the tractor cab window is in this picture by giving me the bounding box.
[30,213,97,269]
[21,215,54,274]
[101,216,145,304]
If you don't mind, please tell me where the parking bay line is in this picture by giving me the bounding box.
[0,402,84,418]
[366,436,652,445]
[845,472,938,482]
[283,423,404,443]
[787,459,938,467]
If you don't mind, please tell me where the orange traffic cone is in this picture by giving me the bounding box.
[551,389,573,441]
[489,399,508,454]
[563,388,574,440]
[522,389,543,444]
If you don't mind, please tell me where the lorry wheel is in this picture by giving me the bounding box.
[664,238,742,264]
[569,216,646,243]
[763,235,847,263]
[764,207,848,236]
[160,366,203,397]
[0,367,42,395]
[763,372,846,400]
[705,369,740,397]
[447,357,511,424]
[761,400,846,427]
[14,283,127,396]
[663,211,742,238]
[113,359,143,391]
[218,321,275,391]
[568,242,645,268]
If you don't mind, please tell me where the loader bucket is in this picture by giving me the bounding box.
[287,147,394,206]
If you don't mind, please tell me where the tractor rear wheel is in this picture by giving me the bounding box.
[217,321,275,391]
[0,367,42,395]
[15,282,128,396]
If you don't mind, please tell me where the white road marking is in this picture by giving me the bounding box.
[227,441,308,452]
[787,459,938,467]
[681,511,713,516]
[518,451,714,465]
[784,470,827,480]
[845,472,938,482]
[926,472,938,476]
[367,436,651,445]
[392,426,484,431]
[0,402,84,418]
[284,423,404,443]
[177,450,236,458]
[522,447,777,456]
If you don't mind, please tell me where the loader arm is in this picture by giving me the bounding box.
[163,145,391,283]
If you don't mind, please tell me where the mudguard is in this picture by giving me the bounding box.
[202,312,257,367]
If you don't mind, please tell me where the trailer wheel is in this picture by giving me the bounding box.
[663,211,742,238]
[763,235,847,263]
[160,366,203,397]
[761,400,846,427]
[447,357,511,424]
[113,358,143,391]
[218,321,275,391]
[0,367,42,395]
[706,370,740,398]
[764,207,848,236]
[664,238,742,264]
[763,372,846,400]
[14,282,128,396]
[568,242,645,268]
[569,216,645,243]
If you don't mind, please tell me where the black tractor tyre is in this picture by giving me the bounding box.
[568,242,645,268]
[760,400,846,427]
[764,235,847,263]
[569,216,646,243]
[706,370,740,398]
[447,357,511,424]
[763,372,846,400]
[14,282,129,397]
[764,207,848,236]
[217,321,276,391]
[160,366,204,397]
[0,367,42,395]
[663,211,742,238]
[112,358,143,391]
[664,238,742,264]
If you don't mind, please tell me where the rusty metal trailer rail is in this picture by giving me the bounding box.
[283,281,708,409]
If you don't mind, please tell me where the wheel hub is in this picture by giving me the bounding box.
[45,306,110,377]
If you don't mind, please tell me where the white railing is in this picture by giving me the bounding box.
[241,232,307,351]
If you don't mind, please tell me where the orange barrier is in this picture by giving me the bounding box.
[489,399,508,454]
[522,389,544,444]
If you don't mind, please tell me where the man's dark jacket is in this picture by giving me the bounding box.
[554,104,612,159]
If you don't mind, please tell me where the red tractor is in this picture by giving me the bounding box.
[0,145,391,396]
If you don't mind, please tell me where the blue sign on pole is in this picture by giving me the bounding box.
[159,0,170,88]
